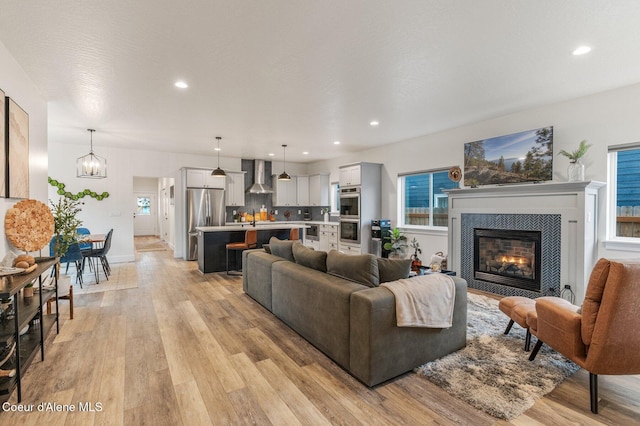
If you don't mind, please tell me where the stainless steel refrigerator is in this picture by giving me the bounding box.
[186,188,225,260]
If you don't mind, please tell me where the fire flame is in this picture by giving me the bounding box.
[501,256,526,264]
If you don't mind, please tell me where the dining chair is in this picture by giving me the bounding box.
[82,229,113,282]
[49,237,84,287]
[76,227,92,252]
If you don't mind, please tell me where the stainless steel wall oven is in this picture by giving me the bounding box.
[339,219,360,244]
[339,187,360,218]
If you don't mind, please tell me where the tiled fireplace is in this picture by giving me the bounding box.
[447,181,604,304]
[461,213,560,298]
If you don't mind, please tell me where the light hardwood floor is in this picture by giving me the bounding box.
[3,237,639,424]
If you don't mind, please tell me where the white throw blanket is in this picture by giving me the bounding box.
[380,273,456,328]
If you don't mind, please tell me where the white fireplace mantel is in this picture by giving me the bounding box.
[447,181,606,304]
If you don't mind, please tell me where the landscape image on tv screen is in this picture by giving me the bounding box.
[464,126,553,187]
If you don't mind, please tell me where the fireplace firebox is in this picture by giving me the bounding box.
[473,228,542,292]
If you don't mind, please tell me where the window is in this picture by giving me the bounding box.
[399,169,458,228]
[608,144,640,239]
[330,182,340,214]
[137,196,151,216]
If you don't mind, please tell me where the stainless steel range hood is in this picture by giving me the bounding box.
[246,159,273,193]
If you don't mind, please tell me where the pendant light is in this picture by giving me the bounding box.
[211,136,226,177]
[76,129,107,178]
[277,144,291,181]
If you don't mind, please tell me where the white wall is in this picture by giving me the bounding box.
[158,177,175,248]
[0,40,48,260]
[308,82,640,262]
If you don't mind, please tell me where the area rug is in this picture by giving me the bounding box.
[69,262,138,294]
[415,293,579,420]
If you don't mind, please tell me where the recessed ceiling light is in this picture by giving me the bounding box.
[174,81,188,89]
[370,121,379,126]
[268,153,275,156]
[214,147,221,151]
[302,151,309,155]
[334,141,341,145]
[572,46,591,56]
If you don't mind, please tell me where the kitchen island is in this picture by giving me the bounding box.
[196,223,306,273]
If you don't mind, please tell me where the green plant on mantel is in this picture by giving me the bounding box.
[558,140,591,162]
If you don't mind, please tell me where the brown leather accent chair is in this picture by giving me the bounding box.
[528,258,640,413]
[226,229,258,275]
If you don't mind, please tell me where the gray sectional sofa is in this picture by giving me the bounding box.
[242,240,467,386]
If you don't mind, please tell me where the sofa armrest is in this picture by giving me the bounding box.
[242,249,286,311]
[349,277,467,386]
[535,297,585,364]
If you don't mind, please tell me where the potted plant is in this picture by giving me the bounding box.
[23,281,35,299]
[383,228,408,258]
[50,197,83,277]
[409,238,422,271]
[559,139,591,182]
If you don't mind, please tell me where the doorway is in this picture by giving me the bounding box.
[134,193,157,236]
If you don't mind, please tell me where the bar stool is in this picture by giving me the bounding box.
[226,229,258,275]
[289,228,299,240]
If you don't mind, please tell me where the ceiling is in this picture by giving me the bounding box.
[1,1,640,163]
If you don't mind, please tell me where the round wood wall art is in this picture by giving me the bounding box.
[4,199,55,252]
[448,166,462,183]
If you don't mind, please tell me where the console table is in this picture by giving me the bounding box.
[0,258,59,403]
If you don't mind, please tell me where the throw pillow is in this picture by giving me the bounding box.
[377,258,412,283]
[268,237,298,262]
[293,243,327,272]
[326,250,379,287]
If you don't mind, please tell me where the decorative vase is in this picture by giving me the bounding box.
[567,160,585,182]
[411,259,422,272]
[324,212,329,222]
[23,287,34,298]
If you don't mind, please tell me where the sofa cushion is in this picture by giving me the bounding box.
[268,237,298,262]
[262,244,271,254]
[377,258,412,283]
[327,250,379,287]
[293,243,327,272]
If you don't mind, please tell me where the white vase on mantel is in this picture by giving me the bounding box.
[324,212,329,222]
[567,160,585,182]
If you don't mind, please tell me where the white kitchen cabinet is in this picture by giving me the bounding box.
[225,171,246,206]
[296,175,309,207]
[303,239,320,250]
[272,175,297,206]
[339,242,361,255]
[319,223,338,252]
[339,165,361,187]
[309,174,329,206]
[186,169,225,189]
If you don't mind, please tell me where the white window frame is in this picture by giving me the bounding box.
[397,168,452,233]
[604,143,640,252]
[329,181,340,216]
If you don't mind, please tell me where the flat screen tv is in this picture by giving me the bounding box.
[464,126,553,187]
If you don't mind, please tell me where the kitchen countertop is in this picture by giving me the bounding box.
[196,223,310,232]
[292,221,339,226]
